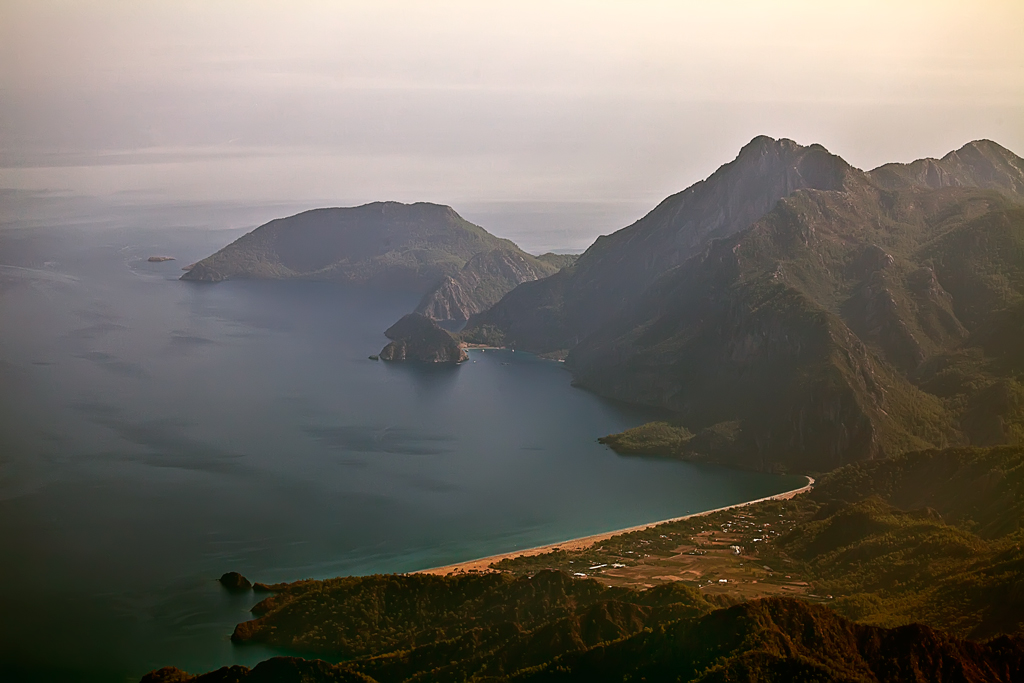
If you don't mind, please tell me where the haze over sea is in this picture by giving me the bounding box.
[0,195,802,682]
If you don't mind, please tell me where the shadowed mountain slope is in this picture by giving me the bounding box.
[575,188,1024,471]
[811,445,1024,540]
[517,597,1024,683]
[466,139,1023,355]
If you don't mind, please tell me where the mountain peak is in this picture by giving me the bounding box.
[947,138,1015,159]
[729,136,851,187]
[737,135,804,159]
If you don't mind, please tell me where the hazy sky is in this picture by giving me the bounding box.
[1,0,1022,208]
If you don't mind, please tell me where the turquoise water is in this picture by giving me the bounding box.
[0,207,803,681]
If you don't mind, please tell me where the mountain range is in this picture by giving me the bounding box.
[464,137,1024,472]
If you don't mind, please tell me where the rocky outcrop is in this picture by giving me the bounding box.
[219,572,252,592]
[379,314,467,363]
[415,248,573,323]
[180,261,225,282]
[464,137,864,353]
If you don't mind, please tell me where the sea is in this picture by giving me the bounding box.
[0,194,804,681]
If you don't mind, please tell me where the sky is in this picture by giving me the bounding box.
[1,0,1022,212]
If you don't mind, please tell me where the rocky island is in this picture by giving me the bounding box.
[379,313,468,363]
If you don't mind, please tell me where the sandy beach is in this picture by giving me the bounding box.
[416,475,814,576]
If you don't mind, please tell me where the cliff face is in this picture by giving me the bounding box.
[468,138,1024,472]
[379,314,468,363]
[415,249,574,323]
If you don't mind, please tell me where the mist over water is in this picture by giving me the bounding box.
[0,198,802,681]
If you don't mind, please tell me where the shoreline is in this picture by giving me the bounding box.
[416,475,814,576]
[464,345,567,362]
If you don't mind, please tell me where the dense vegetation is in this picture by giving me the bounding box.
[792,446,1024,638]
[514,598,1024,683]
[144,591,1024,683]
[498,446,1024,640]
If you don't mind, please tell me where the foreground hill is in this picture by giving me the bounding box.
[467,138,1024,471]
[143,584,1024,683]
[516,598,1024,683]
[181,202,574,321]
